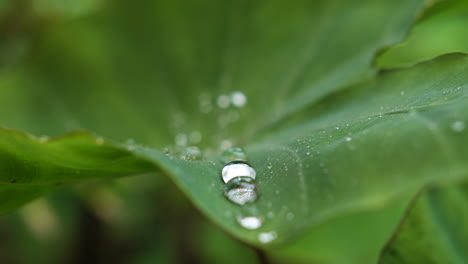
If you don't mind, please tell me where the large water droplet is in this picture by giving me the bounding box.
[221,146,247,163]
[222,161,256,183]
[452,121,465,132]
[237,216,263,230]
[224,177,258,205]
[258,231,277,243]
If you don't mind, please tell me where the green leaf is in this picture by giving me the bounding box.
[378,0,468,68]
[4,0,468,263]
[379,182,468,264]
[0,129,153,214]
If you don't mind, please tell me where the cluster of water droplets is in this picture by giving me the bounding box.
[220,147,277,244]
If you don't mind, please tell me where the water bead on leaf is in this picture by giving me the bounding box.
[221,160,256,183]
[224,176,259,205]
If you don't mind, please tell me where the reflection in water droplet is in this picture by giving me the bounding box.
[217,94,231,109]
[221,147,247,163]
[258,231,277,243]
[224,177,258,205]
[237,216,262,230]
[452,121,465,132]
[231,91,247,108]
[222,161,256,183]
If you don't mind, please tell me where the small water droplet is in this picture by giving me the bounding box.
[222,161,256,183]
[306,151,310,156]
[258,231,277,243]
[183,146,202,160]
[345,136,352,142]
[221,147,247,163]
[237,216,263,230]
[224,177,258,205]
[163,147,170,155]
[231,91,247,108]
[452,121,465,132]
[284,164,288,171]
[217,94,231,109]
[267,163,273,169]
[335,126,340,130]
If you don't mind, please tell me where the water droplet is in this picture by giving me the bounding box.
[267,163,272,169]
[335,126,340,130]
[237,216,262,230]
[224,177,258,205]
[163,147,170,155]
[284,164,288,171]
[183,146,202,160]
[306,151,311,156]
[221,147,247,163]
[452,121,465,132]
[231,91,247,108]
[222,161,256,183]
[175,133,188,147]
[217,94,231,109]
[258,231,277,243]
[345,136,352,142]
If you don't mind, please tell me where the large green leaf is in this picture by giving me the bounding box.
[379,182,468,264]
[3,0,468,263]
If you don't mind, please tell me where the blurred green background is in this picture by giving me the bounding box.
[0,0,467,263]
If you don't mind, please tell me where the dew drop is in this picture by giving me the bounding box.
[237,216,262,230]
[345,136,352,142]
[258,231,277,243]
[183,146,202,160]
[231,91,247,108]
[221,146,247,163]
[306,151,311,156]
[222,161,256,183]
[452,121,465,132]
[266,163,272,169]
[224,177,258,205]
[163,147,170,155]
